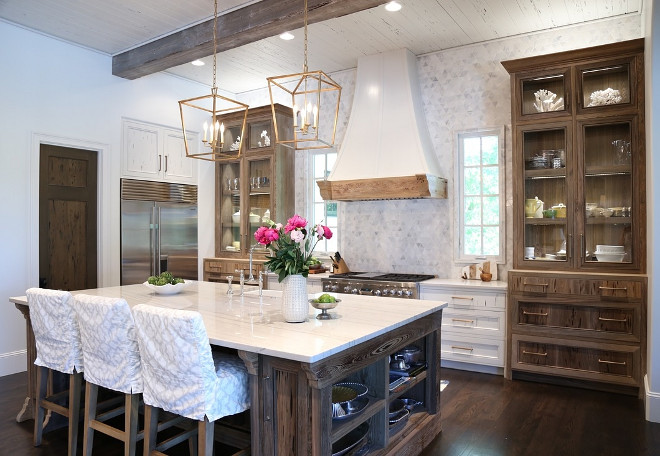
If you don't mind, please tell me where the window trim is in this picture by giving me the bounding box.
[453,126,506,264]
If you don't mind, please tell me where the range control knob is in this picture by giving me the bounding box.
[330,284,339,292]
[323,284,331,291]
[389,289,397,296]
[404,290,414,298]
[396,289,404,297]
[351,288,358,294]
[374,290,382,296]
[382,288,389,296]
[343,285,351,293]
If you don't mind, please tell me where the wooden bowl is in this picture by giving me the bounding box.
[480,273,492,282]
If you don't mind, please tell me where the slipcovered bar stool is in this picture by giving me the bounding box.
[73,294,143,456]
[132,304,250,456]
[26,287,85,456]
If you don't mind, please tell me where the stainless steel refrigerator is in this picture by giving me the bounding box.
[120,179,198,285]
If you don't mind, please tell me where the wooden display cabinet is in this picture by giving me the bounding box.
[214,104,294,261]
[502,39,647,394]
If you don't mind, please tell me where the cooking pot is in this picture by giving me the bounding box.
[396,345,423,364]
[389,355,409,371]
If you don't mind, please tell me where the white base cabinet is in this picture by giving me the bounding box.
[420,279,507,374]
[122,119,198,184]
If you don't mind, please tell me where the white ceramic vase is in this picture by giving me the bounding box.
[281,274,308,323]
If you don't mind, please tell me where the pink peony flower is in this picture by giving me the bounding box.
[322,225,333,239]
[254,226,279,245]
[285,214,307,233]
[290,230,305,243]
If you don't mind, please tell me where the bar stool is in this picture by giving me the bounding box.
[132,304,250,456]
[26,287,85,456]
[73,294,143,456]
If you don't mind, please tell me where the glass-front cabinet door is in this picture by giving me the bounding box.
[519,123,572,268]
[516,68,569,119]
[577,58,634,113]
[218,161,242,255]
[578,118,636,268]
[247,157,272,251]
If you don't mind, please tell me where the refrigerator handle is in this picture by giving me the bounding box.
[156,206,162,275]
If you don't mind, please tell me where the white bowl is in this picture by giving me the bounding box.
[249,213,260,223]
[595,253,625,262]
[232,212,240,224]
[143,280,190,295]
[596,245,624,253]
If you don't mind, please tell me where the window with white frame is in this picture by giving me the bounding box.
[309,150,338,253]
[454,127,505,263]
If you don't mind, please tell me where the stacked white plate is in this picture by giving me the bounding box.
[594,245,625,262]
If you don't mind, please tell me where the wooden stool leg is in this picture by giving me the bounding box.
[143,405,158,456]
[83,382,99,456]
[198,418,214,456]
[33,366,48,447]
[124,393,140,456]
[68,372,83,456]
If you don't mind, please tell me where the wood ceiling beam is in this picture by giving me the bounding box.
[112,0,388,80]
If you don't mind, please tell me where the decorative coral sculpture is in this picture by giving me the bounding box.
[533,89,564,112]
[587,88,622,107]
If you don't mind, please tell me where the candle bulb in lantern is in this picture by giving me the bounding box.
[306,102,312,125]
[313,105,318,129]
[214,121,220,143]
[203,121,208,142]
[292,104,298,127]
[220,122,225,144]
[300,107,306,128]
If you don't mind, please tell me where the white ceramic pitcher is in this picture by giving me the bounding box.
[525,197,544,218]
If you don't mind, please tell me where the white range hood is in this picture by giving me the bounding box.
[317,48,446,201]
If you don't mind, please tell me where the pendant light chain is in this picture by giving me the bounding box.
[212,0,218,89]
[303,0,308,73]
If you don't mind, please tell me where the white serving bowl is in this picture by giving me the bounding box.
[249,213,260,223]
[232,212,240,224]
[595,245,625,253]
[143,280,190,295]
[595,253,625,262]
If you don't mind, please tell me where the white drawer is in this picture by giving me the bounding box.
[442,308,505,338]
[423,290,506,311]
[440,333,505,367]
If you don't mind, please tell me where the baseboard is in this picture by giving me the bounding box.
[644,374,660,422]
[441,359,504,376]
[0,350,27,377]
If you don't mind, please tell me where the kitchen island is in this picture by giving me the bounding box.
[11,281,447,455]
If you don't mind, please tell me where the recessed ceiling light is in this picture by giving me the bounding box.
[191,59,205,66]
[280,32,295,40]
[385,1,402,12]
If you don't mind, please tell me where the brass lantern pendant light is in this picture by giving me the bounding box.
[267,0,341,150]
[179,0,249,161]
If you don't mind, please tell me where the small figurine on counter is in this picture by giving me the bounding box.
[261,130,270,147]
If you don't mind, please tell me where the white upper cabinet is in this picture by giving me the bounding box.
[122,119,197,184]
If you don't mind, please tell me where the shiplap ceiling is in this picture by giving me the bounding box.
[0,0,642,93]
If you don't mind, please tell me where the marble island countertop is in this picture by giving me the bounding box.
[10,280,446,364]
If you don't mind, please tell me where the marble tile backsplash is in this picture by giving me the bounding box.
[238,15,641,281]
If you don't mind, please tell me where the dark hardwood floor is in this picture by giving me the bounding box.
[1,368,659,455]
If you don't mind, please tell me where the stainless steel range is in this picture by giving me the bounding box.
[321,272,435,299]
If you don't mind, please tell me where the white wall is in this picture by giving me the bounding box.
[0,21,215,375]
[645,0,660,422]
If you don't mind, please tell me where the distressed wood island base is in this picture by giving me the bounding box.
[11,282,446,455]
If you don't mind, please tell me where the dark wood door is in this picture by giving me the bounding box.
[39,144,98,290]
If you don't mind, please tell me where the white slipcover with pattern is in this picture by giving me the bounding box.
[26,288,84,374]
[132,304,250,422]
[73,294,143,394]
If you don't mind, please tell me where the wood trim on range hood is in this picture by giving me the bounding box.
[317,175,447,201]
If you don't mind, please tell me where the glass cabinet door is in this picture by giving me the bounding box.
[580,120,633,266]
[578,60,632,111]
[521,124,571,265]
[247,158,272,251]
[218,161,242,254]
[518,70,569,117]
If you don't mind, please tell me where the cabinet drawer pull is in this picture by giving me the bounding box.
[450,345,474,351]
[522,350,547,357]
[598,359,627,366]
[522,310,548,317]
[522,281,549,288]
[598,316,627,323]
[451,318,475,324]
[451,296,473,301]
[598,286,628,292]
